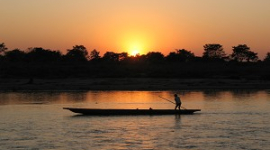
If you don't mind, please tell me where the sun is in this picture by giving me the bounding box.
[130,50,140,57]
[128,43,143,56]
[120,31,150,57]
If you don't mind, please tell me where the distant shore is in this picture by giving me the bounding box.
[0,78,270,91]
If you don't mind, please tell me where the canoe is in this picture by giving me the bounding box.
[63,107,201,115]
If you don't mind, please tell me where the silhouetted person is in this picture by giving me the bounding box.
[174,94,181,110]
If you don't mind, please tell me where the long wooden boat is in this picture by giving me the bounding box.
[63,107,201,115]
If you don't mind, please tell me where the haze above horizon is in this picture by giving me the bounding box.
[1,0,270,58]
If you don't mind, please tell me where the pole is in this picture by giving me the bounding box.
[157,96,186,109]
[157,96,175,104]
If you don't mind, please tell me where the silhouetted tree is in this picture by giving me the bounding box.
[102,51,120,62]
[119,52,129,61]
[2,42,269,79]
[65,45,88,62]
[126,54,147,64]
[101,51,131,63]
[27,47,62,62]
[177,49,195,62]
[264,52,270,62]
[89,49,101,61]
[166,49,195,62]
[231,45,248,62]
[146,52,164,64]
[246,51,258,62]
[203,44,226,61]
[0,43,8,55]
[230,44,258,62]
[166,52,178,62]
[5,49,26,62]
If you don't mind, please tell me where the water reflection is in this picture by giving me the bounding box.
[0,90,269,111]
[61,91,88,103]
[0,90,270,149]
[201,90,269,101]
[174,115,182,129]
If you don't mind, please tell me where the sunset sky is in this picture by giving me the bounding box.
[1,0,270,58]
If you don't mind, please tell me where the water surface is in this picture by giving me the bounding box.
[0,90,269,149]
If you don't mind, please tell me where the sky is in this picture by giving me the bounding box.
[1,0,270,58]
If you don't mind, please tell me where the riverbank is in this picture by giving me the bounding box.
[0,78,270,91]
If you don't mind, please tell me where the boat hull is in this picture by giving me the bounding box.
[63,107,201,115]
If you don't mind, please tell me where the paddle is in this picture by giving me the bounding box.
[157,96,186,109]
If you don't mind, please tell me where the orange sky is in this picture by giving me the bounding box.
[1,0,270,58]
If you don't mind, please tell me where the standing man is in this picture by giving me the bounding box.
[174,94,181,110]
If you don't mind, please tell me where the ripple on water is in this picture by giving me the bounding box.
[1,90,270,149]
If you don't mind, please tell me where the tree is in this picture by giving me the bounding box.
[203,44,226,61]
[119,52,128,61]
[246,51,258,62]
[102,51,120,62]
[89,49,101,61]
[0,43,8,55]
[264,52,270,62]
[101,52,130,63]
[5,49,26,62]
[166,49,195,62]
[176,49,195,62]
[230,44,258,62]
[65,45,88,62]
[166,52,178,62]
[127,53,147,64]
[146,52,164,64]
[27,47,62,62]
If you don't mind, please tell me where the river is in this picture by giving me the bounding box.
[0,90,269,150]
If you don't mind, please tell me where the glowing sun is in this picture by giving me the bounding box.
[120,31,151,57]
[130,50,140,56]
[128,43,143,56]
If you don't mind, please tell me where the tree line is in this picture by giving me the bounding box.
[1,43,270,63]
[0,42,270,79]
